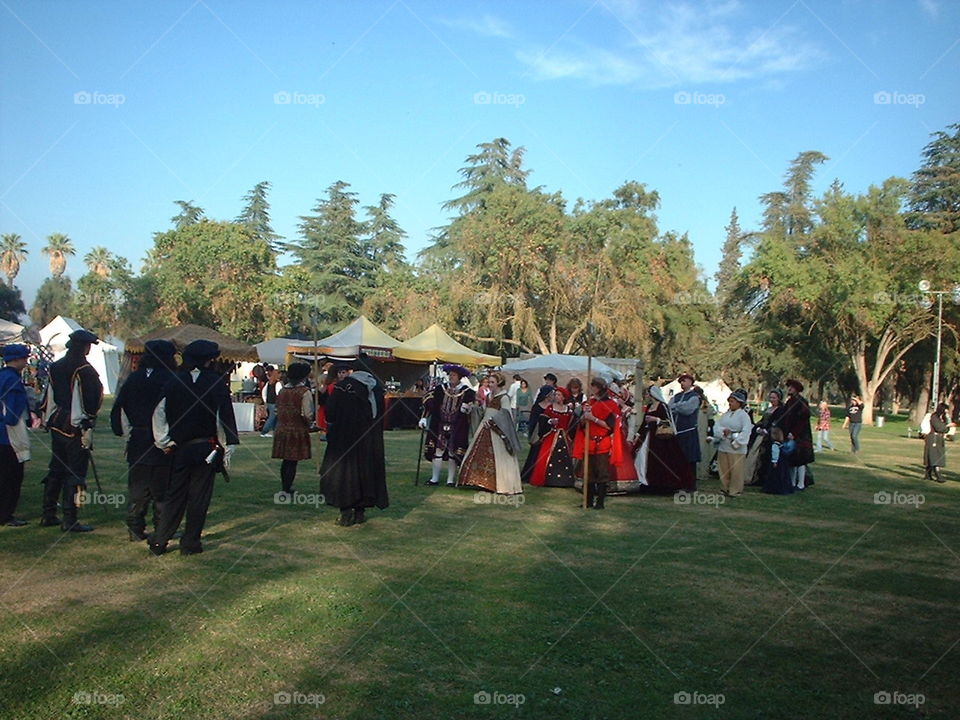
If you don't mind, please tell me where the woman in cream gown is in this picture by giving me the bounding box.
[457,373,523,495]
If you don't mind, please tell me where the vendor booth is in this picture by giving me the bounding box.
[124,324,259,431]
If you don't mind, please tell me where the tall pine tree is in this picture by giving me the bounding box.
[715,207,743,307]
[237,181,283,251]
[293,181,374,334]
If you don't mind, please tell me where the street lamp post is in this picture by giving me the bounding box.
[918,281,960,410]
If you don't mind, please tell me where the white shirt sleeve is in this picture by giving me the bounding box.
[153,399,173,449]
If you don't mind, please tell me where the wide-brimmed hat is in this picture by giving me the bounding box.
[677,372,695,383]
[443,364,471,378]
[66,329,99,348]
[785,379,804,393]
[286,363,312,382]
[728,388,748,405]
[144,339,176,360]
[2,344,30,362]
[182,339,220,363]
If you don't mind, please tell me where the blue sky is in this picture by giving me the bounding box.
[1,0,957,309]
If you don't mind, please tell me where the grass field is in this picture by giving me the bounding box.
[1,404,958,719]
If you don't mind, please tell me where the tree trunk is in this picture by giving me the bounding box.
[910,366,933,425]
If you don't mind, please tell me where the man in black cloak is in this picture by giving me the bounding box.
[320,357,388,526]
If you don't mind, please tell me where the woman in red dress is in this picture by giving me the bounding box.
[522,388,576,487]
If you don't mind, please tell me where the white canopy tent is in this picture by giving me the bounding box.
[500,354,620,388]
[39,315,122,394]
[660,378,733,414]
[0,318,36,344]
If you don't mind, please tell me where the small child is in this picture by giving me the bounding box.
[763,427,796,495]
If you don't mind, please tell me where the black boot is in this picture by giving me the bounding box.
[585,482,596,508]
[335,510,354,527]
[594,482,607,510]
[933,467,946,483]
[353,508,366,524]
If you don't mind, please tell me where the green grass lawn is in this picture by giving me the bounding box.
[1,403,958,719]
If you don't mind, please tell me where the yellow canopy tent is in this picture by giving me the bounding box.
[286,315,400,362]
[392,324,499,366]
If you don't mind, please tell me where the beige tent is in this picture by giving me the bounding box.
[286,315,400,362]
[126,324,258,362]
[392,324,499,366]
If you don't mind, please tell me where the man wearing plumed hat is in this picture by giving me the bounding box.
[418,364,476,486]
[0,344,32,527]
[38,328,103,532]
[149,339,239,555]
[110,339,178,541]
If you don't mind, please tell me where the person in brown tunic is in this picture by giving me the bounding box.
[272,363,316,497]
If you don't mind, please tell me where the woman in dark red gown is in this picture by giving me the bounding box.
[633,385,696,493]
[522,388,576,487]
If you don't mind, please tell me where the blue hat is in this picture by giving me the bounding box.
[144,339,177,360]
[182,339,220,362]
[2,344,30,362]
[66,329,99,348]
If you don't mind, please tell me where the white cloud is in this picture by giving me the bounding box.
[438,14,513,39]
[918,0,940,19]
[518,0,820,88]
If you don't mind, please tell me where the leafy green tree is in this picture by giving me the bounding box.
[41,233,74,278]
[0,233,28,287]
[148,220,280,342]
[83,246,113,278]
[0,284,26,322]
[237,181,282,251]
[30,276,72,327]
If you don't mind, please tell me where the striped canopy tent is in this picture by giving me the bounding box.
[392,324,499,366]
[126,324,258,362]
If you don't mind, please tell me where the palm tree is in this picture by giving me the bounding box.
[41,233,75,278]
[0,233,28,287]
[84,246,113,278]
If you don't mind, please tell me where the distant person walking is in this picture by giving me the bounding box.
[844,394,864,453]
[924,403,956,483]
[814,400,834,451]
